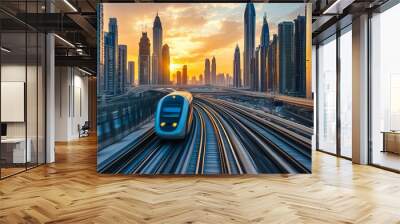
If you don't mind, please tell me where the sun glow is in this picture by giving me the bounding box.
[169,63,180,73]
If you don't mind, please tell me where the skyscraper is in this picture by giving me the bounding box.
[176,71,182,85]
[104,32,110,93]
[278,21,295,95]
[204,58,211,85]
[128,61,135,87]
[216,73,225,86]
[97,4,104,95]
[211,56,216,85]
[233,44,241,88]
[182,65,188,85]
[161,44,170,85]
[118,45,127,94]
[260,14,270,92]
[294,15,306,97]
[199,74,204,84]
[244,2,255,88]
[104,18,118,95]
[191,76,196,85]
[139,32,151,85]
[267,34,278,92]
[226,74,232,87]
[152,13,163,85]
[250,46,260,91]
[172,73,176,84]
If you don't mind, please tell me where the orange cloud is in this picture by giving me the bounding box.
[103,3,306,80]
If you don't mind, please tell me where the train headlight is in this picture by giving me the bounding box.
[172,122,178,127]
[160,122,166,127]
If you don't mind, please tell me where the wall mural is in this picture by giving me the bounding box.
[97,3,313,175]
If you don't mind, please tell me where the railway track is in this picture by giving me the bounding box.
[205,97,313,140]
[194,102,246,174]
[197,98,311,173]
[98,96,312,174]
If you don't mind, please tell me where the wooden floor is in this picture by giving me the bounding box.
[1,136,400,223]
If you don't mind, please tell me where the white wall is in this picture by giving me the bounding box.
[55,67,89,141]
[1,65,36,138]
[1,64,26,81]
[55,67,69,140]
[1,65,26,140]
[1,63,46,163]
[72,71,89,138]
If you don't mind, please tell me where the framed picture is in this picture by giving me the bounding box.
[97,3,313,175]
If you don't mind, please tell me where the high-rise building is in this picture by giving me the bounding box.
[260,14,270,92]
[104,18,118,95]
[118,45,127,94]
[182,65,188,85]
[250,46,260,91]
[191,76,197,85]
[216,73,225,86]
[128,61,135,87]
[138,32,151,85]
[172,73,177,84]
[204,58,211,85]
[161,44,170,85]
[104,32,110,93]
[278,21,295,95]
[97,4,104,95]
[226,74,232,87]
[211,57,216,85]
[152,13,163,85]
[199,74,204,84]
[267,34,278,93]
[294,15,306,97]
[244,2,255,88]
[176,71,182,85]
[233,44,241,88]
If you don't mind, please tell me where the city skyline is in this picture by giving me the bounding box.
[103,3,306,81]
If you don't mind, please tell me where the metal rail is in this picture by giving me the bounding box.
[98,96,312,174]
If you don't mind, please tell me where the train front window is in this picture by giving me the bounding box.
[160,96,184,119]
[162,107,181,113]
[161,107,181,118]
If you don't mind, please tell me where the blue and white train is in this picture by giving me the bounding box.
[155,91,193,139]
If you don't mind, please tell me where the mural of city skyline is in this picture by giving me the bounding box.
[98,3,311,98]
[97,3,313,175]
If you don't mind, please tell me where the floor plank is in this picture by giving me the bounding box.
[1,135,400,223]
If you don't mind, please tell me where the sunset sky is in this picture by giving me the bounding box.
[103,3,306,81]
